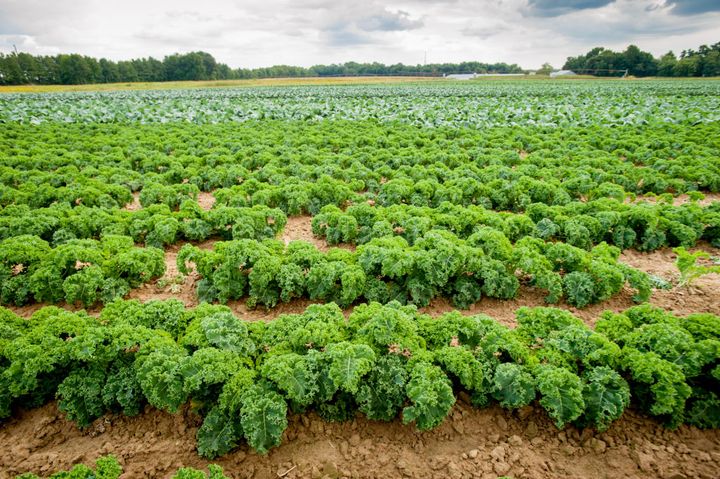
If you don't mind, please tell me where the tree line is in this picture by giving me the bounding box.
[563,43,720,77]
[1,41,717,86]
[0,51,522,86]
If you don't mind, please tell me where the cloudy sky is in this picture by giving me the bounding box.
[0,0,718,69]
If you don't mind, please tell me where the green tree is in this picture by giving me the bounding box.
[657,52,678,77]
[537,62,553,75]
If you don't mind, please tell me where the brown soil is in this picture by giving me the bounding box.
[123,192,142,211]
[1,400,718,479]
[281,216,355,252]
[197,192,216,211]
[619,243,720,317]
[627,192,720,207]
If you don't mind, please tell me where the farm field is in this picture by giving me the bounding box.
[1,80,719,478]
[0,76,447,94]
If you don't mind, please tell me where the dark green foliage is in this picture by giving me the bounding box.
[356,355,408,421]
[577,366,630,431]
[2,298,718,459]
[239,385,288,454]
[491,363,536,409]
[535,366,585,429]
[402,362,455,430]
[56,366,107,427]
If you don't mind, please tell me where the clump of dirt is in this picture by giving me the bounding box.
[281,216,355,252]
[1,400,718,479]
[122,192,142,211]
[197,191,216,211]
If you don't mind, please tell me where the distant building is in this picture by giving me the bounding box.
[549,70,576,78]
[444,73,479,80]
[444,73,526,80]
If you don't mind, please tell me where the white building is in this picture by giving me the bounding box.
[444,73,526,80]
[549,70,577,78]
[444,73,479,80]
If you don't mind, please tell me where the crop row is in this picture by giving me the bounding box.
[2,81,719,125]
[0,235,164,306]
[2,299,717,459]
[313,200,720,251]
[177,232,650,309]
[2,123,720,209]
[4,190,716,253]
[0,204,285,248]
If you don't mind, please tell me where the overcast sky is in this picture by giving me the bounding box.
[0,0,718,69]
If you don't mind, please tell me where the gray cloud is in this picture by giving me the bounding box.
[461,23,506,39]
[324,28,377,46]
[666,0,720,15]
[356,11,423,32]
[525,0,614,17]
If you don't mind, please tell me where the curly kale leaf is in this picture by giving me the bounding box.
[258,303,346,354]
[324,342,375,394]
[514,307,583,343]
[544,325,622,372]
[433,346,484,393]
[261,353,320,407]
[180,348,247,400]
[197,406,243,459]
[56,365,107,427]
[240,384,288,454]
[102,361,144,417]
[135,344,189,413]
[620,348,692,427]
[577,366,630,431]
[347,301,424,354]
[490,363,536,409]
[535,365,585,429]
[181,311,256,357]
[356,355,408,422]
[684,390,720,429]
[402,362,455,430]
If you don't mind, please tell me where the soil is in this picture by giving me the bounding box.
[619,242,720,317]
[197,192,216,211]
[280,216,355,253]
[1,399,718,479]
[627,192,720,207]
[123,192,142,212]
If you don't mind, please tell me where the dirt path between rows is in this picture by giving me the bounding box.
[1,400,718,479]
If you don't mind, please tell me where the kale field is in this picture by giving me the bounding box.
[1,80,719,478]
